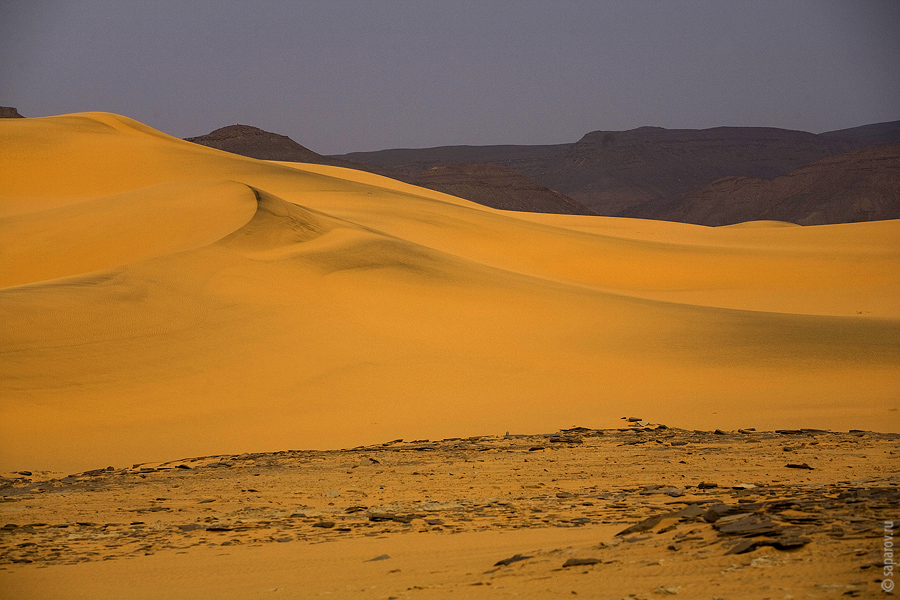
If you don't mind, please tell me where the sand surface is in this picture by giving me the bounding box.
[1,112,900,475]
[2,426,897,598]
[1,112,899,597]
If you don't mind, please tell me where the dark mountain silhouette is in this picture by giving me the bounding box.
[0,106,24,118]
[820,120,900,149]
[337,121,900,223]
[621,144,900,225]
[337,126,859,215]
[185,125,329,163]
[185,126,592,215]
[409,162,595,215]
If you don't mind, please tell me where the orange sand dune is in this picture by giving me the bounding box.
[1,113,899,473]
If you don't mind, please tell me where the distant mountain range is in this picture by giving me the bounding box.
[186,118,900,225]
[186,125,596,215]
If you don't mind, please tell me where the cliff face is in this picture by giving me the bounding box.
[622,144,900,225]
[551,127,846,214]
[336,121,900,222]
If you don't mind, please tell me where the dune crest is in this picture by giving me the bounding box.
[1,113,898,473]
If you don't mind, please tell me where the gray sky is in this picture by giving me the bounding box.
[2,1,899,154]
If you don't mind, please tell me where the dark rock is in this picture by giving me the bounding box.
[698,482,718,489]
[562,557,601,567]
[312,521,335,528]
[616,514,664,536]
[556,491,575,498]
[785,463,814,470]
[15,471,32,477]
[0,107,24,118]
[641,485,683,497]
[714,429,727,435]
[772,535,812,549]
[368,512,413,524]
[714,515,780,536]
[724,538,762,555]
[549,436,583,444]
[670,441,688,446]
[627,417,643,422]
[702,504,745,523]
[494,554,532,566]
[725,535,811,555]
[528,446,546,452]
[366,554,391,561]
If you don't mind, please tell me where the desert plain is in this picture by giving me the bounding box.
[1,113,899,598]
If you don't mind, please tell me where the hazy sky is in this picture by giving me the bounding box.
[2,1,899,154]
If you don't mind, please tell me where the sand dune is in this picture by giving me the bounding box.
[1,113,899,474]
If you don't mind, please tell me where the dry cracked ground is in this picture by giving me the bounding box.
[1,425,898,599]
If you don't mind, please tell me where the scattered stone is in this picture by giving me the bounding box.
[725,535,811,555]
[654,586,681,595]
[641,485,683,497]
[368,512,413,524]
[616,514,664,536]
[494,554,532,566]
[312,521,335,528]
[549,436,583,444]
[562,557,601,567]
[714,515,780,536]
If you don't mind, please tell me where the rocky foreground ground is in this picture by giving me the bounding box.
[1,424,898,599]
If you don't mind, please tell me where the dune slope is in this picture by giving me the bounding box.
[1,113,899,473]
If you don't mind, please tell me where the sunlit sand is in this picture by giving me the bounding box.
[1,113,898,475]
